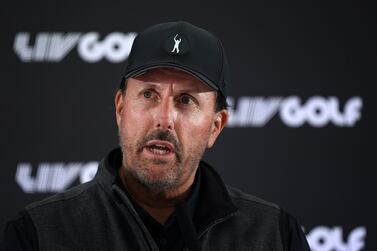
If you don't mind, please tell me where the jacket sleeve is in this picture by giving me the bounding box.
[279,209,311,251]
[0,211,38,251]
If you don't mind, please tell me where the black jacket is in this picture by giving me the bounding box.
[1,148,310,251]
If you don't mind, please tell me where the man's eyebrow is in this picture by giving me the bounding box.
[176,82,210,93]
[178,86,213,94]
[177,88,199,93]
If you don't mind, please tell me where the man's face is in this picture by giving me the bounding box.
[115,68,227,192]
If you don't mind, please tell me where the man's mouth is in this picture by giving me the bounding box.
[145,141,174,156]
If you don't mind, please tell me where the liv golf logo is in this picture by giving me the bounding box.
[16,162,98,193]
[14,32,137,63]
[307,226,366,251]
[227,96,362,128]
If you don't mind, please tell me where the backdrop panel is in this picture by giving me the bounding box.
[1,2,375,251]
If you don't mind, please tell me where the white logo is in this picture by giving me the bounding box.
[16,162,98,193]
[171,34,182,53]
[227,96,362,128]
[306,226,366,251]
[14,32,137,63]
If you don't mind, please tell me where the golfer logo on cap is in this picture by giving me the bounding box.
[171,34,182,53]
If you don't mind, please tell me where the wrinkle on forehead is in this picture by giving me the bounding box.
[132,68,213,94]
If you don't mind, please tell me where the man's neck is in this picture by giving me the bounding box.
[118,167,195,224]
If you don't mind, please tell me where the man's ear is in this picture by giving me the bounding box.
[115,90,124,127]
[207,109,228,148]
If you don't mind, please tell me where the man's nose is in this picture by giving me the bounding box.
[155,97,176,130]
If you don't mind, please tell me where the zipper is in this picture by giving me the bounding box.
[133,213,237,251]
[112,184,159,251]
[197,212,237,238]
[182,211,237,251]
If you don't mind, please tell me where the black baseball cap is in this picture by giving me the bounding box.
[121,21,230,98]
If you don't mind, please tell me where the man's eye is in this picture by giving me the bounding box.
[143,91,152,99]
[180,95,193,105]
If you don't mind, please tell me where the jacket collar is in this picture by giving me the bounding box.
[193,161,238,235]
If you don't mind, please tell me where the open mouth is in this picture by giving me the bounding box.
[147,145,171,155]
[145,141,174,156]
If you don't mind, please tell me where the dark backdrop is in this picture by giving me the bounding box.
[1,1,375,250]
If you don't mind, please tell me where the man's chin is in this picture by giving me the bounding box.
[149,159,170,165]
[137,177,178,191]
[132,168,179,191]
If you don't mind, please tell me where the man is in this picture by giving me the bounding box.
[1,21,310,250]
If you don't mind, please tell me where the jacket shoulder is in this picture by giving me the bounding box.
[25,180,99,213]
[227,185,280,213]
